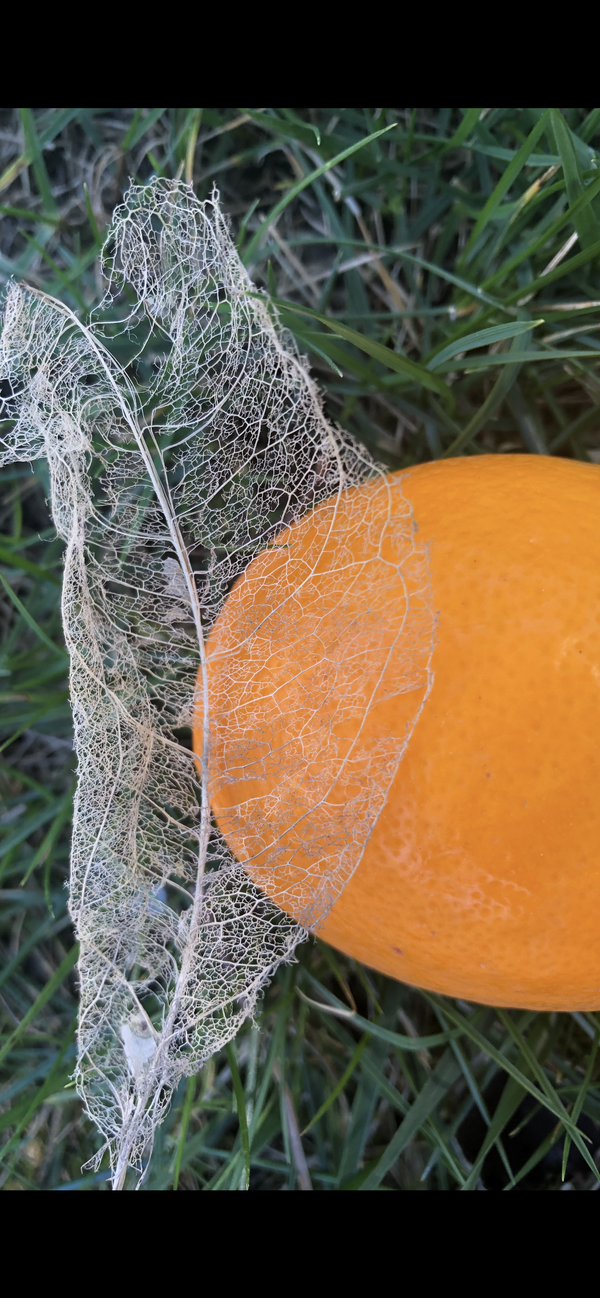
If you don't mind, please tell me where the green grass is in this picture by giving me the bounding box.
[1,107,600,1191]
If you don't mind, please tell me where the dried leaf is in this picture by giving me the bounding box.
[0,179,435,1187]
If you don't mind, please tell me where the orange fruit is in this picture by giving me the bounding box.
[195,454,600,1010]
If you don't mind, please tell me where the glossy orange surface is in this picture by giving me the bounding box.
[196,455,600,1009]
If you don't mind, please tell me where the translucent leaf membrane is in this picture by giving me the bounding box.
[203,474,435,929]
[0,179,434,1187]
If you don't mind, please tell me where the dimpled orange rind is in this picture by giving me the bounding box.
[195,455,600,1010]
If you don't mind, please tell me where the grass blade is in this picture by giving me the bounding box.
[426,319,543,371]
[551,108,600,251]
[121,108,167,152]
[460,1075,528,1191]
[172,1075,197,1191]
[561,1025,599,1180]
[18,109,58,217]
[265,295,452,399]
[299,977,460,1051]
[242,124,396,264]
[442,323,534,456]
[483,169,600,292]
[224,1040,250,1190]
[20,781,74,886]
[0,911,70,993]
[460,110,551,263]
[0,543,61,585]
[302,1032,370,1135]
[504,236,600,304]
[0,109,78,196]
[424,995,599,1177]
[443,108,485,153]
[0,571,67,660]
[0,1013,76,1171]
[358,1049,464,1190]
[0,943,78,1067]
